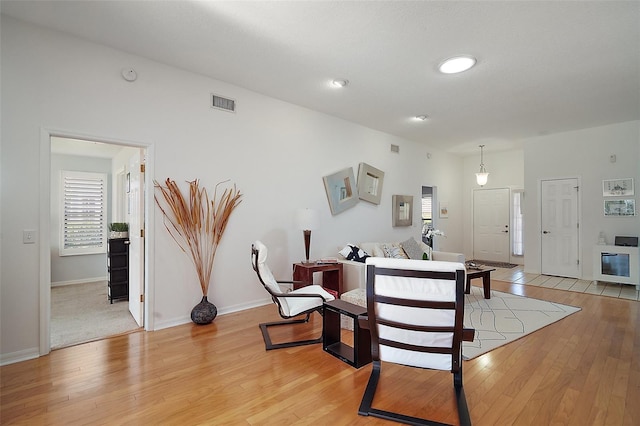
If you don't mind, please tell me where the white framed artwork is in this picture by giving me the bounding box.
[602,178,634,196]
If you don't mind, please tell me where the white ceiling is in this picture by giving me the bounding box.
[3,1,639,155]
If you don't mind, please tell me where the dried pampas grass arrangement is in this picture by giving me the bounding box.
[154,178,242,296]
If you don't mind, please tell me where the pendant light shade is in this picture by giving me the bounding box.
[476,145,489,186]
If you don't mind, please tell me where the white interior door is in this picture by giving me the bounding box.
[473,188,510,262]
[127,150,145,326]
[541,178,580,278]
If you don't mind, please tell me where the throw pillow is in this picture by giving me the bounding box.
[400,237,425,260]
[338,244,370,263]
[381,243,409,259]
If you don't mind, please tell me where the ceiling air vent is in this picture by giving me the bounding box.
[390,144,400,153]
[211,93,236,113]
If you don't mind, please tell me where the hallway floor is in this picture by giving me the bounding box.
[492,265,640,301]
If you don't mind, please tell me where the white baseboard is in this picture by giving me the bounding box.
[51,276,107,287]
[0,347,40,366]
[151,298,272,331]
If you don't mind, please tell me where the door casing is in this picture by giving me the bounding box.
[39,128,155,356]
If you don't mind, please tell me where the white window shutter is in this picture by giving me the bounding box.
[60,170,107,256]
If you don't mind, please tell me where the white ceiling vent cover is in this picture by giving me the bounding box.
[211,93,236,113]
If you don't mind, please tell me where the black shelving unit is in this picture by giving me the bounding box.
[107,238,129,303]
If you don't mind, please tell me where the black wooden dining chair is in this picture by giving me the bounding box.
[358,257,475,425]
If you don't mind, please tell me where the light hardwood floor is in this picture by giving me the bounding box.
[1,279,638,425]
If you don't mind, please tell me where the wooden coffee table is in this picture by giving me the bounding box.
[465,267,496,299]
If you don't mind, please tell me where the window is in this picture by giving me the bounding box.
[422,186,434,246]
[512,190,524,256]
[60,170,107,256]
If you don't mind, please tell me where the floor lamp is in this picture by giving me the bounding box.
[296,208,319,263]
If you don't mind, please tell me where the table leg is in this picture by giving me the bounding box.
[482,272,491,299]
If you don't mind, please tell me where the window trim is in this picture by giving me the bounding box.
[59,170,108,256]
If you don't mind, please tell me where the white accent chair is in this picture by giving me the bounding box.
[251,240,335,350]
[358,257,474,425]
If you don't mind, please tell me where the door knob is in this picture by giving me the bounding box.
[543,231,550,234]
[502,230,509,233]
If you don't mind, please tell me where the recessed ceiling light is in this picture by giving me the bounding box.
[415,115,428,121]
[438,56,477,74]
[332,79,349,88]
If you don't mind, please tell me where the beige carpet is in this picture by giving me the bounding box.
[51,281,140,349]
[463,285,581,359]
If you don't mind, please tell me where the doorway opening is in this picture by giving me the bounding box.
[44,134,150,351]
[421,186,436,248]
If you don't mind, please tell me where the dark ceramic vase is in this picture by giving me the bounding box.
[191,296,217,324]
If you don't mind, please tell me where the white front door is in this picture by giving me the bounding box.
[127,150,145,327]
[541,178,580,278]
[473,188,510,262]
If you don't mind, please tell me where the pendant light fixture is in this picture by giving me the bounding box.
[476,144,489,186]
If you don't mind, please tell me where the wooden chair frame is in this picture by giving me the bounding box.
[358,263,475,426]
[251,243,329,350]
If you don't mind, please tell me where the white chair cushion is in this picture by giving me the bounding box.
[254,240,291,314]
[254,240,335,317]
[365,257,464,370]
[287,285,335,316]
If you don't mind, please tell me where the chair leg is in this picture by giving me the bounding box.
[358,360,381,416]
[455,385,472,426]
[359,361,452,426]
[360,361,471,426]
[259,312,323,350]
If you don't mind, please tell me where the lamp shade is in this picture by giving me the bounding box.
[476,172,489,186]
[296,208,319,231]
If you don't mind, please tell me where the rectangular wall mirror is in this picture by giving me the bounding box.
[357,163,385,205]
[392,195,413,226]
[323,167,359,215]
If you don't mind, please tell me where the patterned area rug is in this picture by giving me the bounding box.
[469,259,518,268]
[463,286,581,359]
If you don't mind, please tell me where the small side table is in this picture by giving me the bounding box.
[293,262,343,295]
[323,299,371,368]
[465,268,496,299]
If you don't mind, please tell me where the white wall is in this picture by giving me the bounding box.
[50,153,112,284]
[523,121,640,278]
[0,17,465,362]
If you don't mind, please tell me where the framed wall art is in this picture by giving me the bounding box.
[604,199,636,217]
[602,178,634,196]
[439,201,449,218]
[357,162,385,205]
[392,195,413,226]
[322,167,359,215]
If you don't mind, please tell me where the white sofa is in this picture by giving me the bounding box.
[338,239,465,292]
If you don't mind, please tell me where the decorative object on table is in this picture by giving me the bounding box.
[356,162,384,205]
[602,178,634,196]
[322,167,359,215]
[392,195,413,226]
[604,199,636,217]
[108,222,129,239]
[154,178,242,324]
[475,144,489,186]
[295,208,319,263]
